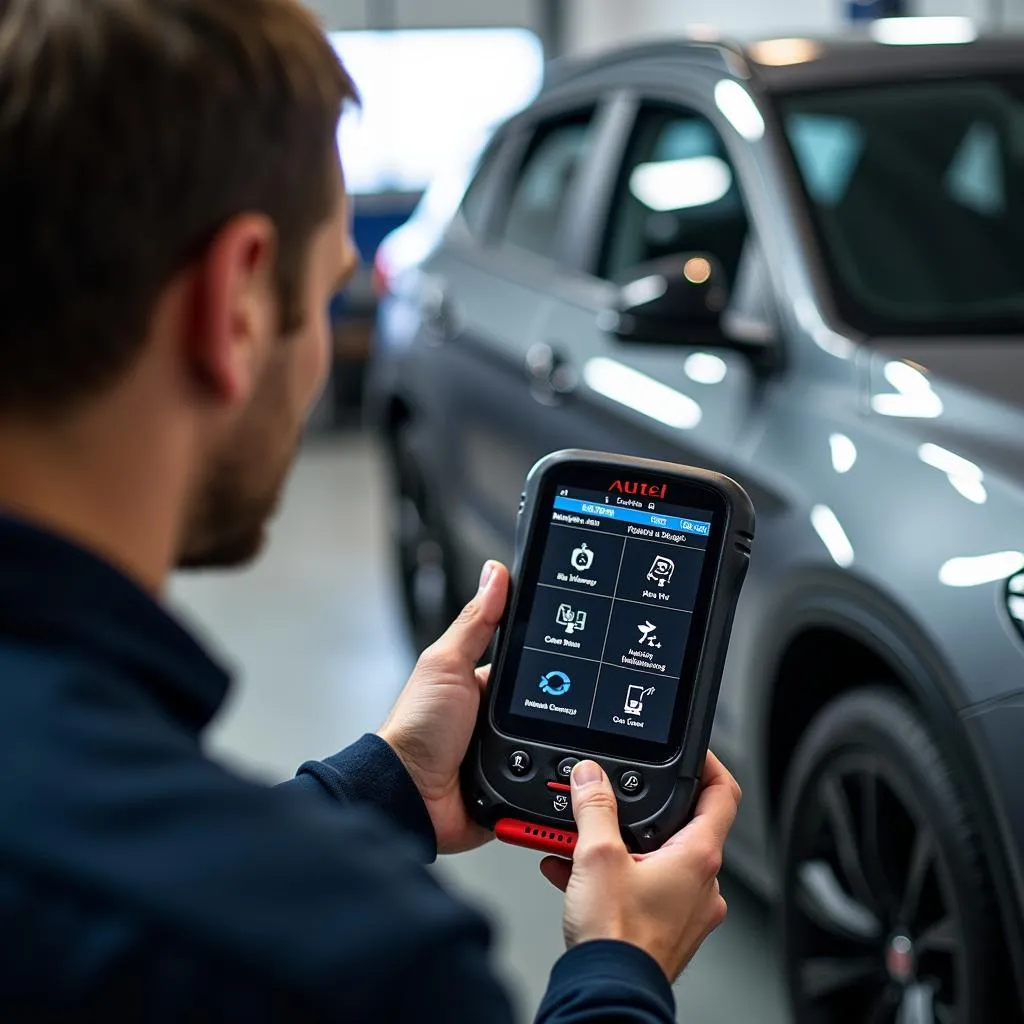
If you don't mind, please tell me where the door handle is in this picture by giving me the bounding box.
[525,342,578,405]
[420,278,460,340]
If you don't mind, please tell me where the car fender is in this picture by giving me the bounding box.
[753,569,1024,1000]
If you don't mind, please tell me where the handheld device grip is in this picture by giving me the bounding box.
[462,450,754,854]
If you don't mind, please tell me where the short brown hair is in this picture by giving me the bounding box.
[0,0,357,415]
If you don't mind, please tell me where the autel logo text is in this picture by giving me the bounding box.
[608,479,668,499]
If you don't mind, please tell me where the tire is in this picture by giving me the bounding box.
[387,422,461,653]
[780,687,998,1024]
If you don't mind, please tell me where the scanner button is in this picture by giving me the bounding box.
[552,792,571,815]
[508,750,532,777]
[618,769,644,795]
[556,757,579,780]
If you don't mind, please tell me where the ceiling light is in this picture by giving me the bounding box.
[748,37,824,66]
[687,24,722,42]
[870,17,977,46]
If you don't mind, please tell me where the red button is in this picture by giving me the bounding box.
[546,781,571,793]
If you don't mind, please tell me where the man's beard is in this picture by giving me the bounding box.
[176,451,292,570]
[177,415,302,570]
[176,482,278,569]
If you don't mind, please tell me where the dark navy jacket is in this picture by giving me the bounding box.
[0,516,675,1022]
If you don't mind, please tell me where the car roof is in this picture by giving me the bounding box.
[544,33,1024,95]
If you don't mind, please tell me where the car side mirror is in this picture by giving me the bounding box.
[606,253,779,368]
[608,254,728,346]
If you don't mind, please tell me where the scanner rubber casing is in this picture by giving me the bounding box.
[462,450,755,854]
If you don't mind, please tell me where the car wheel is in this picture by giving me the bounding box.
[389,423,461,652]
[780,687,997,1023]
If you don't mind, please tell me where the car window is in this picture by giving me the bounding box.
[496,112,595,261]
[781,78,1024,335]
[459,135,505,238]
[600,105,750,286]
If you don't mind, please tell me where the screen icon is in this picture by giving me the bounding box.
[555,603,587,635]
[571,542,594,572]
[624,684,656,716]
[637,620,662,649]
[647,555,675,588]
[539,670,572,697]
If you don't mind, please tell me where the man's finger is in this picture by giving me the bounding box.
[691,752,741,846]
[571,761,626,858]
[659,757,741,855]
[539,856,572,892]
[475,665,491,693]
[429,562,509,666]
[701,750,741,804]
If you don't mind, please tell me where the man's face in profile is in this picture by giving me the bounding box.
[178,177,357,570]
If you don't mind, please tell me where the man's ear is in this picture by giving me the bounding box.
[185,214,278,406]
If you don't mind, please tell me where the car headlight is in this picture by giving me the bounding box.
[1007,572,1024,635]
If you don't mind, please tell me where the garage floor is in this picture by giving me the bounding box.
[170,432,791,1024]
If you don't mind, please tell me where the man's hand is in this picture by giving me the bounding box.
[378,561,509,855]
[539,753,741,982]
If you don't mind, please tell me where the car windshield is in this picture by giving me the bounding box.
[779,77,1024,336]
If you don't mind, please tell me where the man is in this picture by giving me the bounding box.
[0,1,741,1021]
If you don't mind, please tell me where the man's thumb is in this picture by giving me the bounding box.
[571,761,622,849]
[432,561,508,664]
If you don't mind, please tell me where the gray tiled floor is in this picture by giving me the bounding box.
[170,433,790,1024]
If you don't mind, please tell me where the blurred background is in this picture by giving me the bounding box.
[172,3,1024,1022]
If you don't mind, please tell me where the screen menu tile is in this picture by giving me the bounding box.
[509,487,713,746]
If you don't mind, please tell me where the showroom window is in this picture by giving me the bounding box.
[497,113,596,262]
[600,105,750,285]
[330,28,543,197]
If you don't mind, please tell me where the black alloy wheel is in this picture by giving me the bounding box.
[390,423,460,653]
[781,688,997,1023]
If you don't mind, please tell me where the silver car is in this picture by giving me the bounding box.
[369,34,1024,1023]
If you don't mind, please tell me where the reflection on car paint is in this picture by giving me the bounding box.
[918,443,987,505]
[810,504,854,567]
[939,551,1024,587]
[582,358,702,430]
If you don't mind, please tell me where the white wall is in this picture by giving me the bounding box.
[305,0,538,30]
[565,0,834,53]
[563,0,1024,55]
[303,0,1024,50]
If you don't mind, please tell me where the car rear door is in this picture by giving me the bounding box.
[412,93,629,589]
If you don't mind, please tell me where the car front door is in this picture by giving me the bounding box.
[517,85,778,821]
[528,91,770,473]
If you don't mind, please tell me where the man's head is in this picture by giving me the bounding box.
[0,0,359,569]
